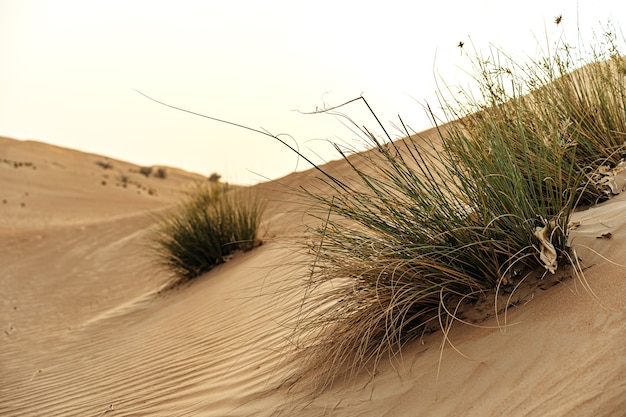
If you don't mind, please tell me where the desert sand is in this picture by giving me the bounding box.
[0,135,624,416]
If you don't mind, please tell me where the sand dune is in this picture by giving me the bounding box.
[1,136,624,416]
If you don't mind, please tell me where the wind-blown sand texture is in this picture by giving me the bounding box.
[1,135,624,416]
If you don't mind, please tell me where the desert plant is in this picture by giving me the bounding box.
[154,167,167,179]
[139,166,153,177]
[284,94,585,392]
[439,23,626,204]
[289,23,626,391]
[153,183,265,283]
[96,160,113,170]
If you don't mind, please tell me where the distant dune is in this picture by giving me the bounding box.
[0,135,624,416]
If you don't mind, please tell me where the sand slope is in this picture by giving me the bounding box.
[1,136,624,416]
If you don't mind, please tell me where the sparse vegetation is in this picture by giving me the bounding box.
[286,23,626,392]
[127,165,167,179]
[107,172,159,196]
[2,159,36,170]
[153,183,265,284]
[154,167,167,179]
[208,172,222,182]
[96,160,113,170]
[139,166,153,177]
[136,20,626,395]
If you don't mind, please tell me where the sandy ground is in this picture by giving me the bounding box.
[0,136,624,416]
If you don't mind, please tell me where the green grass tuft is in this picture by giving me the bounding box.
[153,183,265,284]
[287,23,626,392]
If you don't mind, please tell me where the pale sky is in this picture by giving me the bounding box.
[1,1,624,184]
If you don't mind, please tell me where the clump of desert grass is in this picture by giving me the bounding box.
[285,22,626,393]
[153,182,265,285]
[440,23,626,203]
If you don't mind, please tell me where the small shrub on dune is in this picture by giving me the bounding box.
[139,166,153,177]
[208,172,222,182]
[154,167,167,179]
[96,160,113,170]
[153,183,265,284]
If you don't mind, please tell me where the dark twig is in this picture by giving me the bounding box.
[133,89,351,191]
